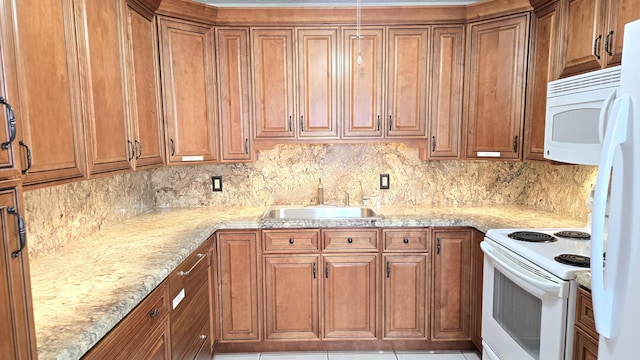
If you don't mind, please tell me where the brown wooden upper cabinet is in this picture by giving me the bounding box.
[75,0,133,176]
[0,12,21,181]
[525,1,561,161]
[465,14,530,160]
[342,27,385,139]
[158,17,219,164]
[251,27,339,143]
[8,0,86,186]
[427,26,465,159]
[386,27,429,138]
[216,28,253,161]
[123,1,165,170]
[559,0,640,77]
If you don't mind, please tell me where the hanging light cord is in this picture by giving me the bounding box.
[356,0,362,64]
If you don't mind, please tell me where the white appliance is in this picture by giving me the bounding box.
[590,19,640,359]
[481,228,591,360]
[545,64,621,165]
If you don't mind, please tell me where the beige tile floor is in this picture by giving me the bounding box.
[214,350,482,360]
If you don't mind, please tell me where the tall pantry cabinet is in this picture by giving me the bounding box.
[0,1,36,358]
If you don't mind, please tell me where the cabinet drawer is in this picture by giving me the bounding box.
[263,229,320,252]
[171,285,211,360]
[323,229,379,251]
[84,282,169,359]
[169,243,210,316]
[576,286,598,339]
[383,229,429,252]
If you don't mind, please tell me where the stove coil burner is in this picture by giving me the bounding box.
[555,254,590,268]
[554,230,591,240]
[508,231,557,243]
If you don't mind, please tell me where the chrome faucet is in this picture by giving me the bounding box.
[317,178,324,206]
[344,192,350,206]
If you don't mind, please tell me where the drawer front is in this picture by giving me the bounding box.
[263,229,320,252]
[323,229,379,251]
[169,245,210,316]
[383,229,429,251]
[171,286,211,360]
[576,286,598,339]
[84,282,169,359]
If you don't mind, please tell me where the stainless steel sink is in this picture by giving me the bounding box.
[262,206,383,220]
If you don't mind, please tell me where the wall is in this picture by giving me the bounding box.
[24,143,598,258]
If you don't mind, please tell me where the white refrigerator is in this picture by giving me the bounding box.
[591,19,640,359]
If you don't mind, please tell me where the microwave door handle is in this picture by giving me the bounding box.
[599,89,618,144]
[480,241,567,298]
[591,95,631,339]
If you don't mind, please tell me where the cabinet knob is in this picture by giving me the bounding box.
[289,238,295,244]
[347,237,353,244]
[403,238,409,244]
[149,309,159,318]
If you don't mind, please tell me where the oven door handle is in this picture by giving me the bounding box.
[481,241,569,299]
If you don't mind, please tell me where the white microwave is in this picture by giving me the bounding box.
[545,66,621,165]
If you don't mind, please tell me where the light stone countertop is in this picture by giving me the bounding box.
[575,271,592,290]
[29,205,587,360]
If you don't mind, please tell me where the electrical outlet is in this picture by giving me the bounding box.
[380,174,390,189]
[212,176,223,192]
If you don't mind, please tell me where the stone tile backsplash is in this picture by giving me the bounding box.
[24,143,597,257]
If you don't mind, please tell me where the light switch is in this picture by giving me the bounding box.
[380,174,390,189]
[212,176,223,192]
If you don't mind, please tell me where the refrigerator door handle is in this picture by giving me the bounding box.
[592,94,632,339]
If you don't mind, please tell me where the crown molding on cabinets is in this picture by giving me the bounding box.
[157,0,218,25]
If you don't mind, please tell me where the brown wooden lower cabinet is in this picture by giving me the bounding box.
[573,286,599,360]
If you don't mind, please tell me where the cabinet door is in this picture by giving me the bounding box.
[465,14,529,160]
[470,229,484,349]
[125,2,164,169]
[218,231,260,341]
[383,255,429,339]
[342,27,384,139]
[323,255,377,339]
[217,28,252,161]
[559,0,606,77]
[0,185,36,359]
[386,27,428,138]
[525,2,560,161]
[0,13,20,179]
[296,28,339,139]
[264,255,320,340]
[75,0,133,175]
[158,17,218,164]
[428,26,464,158]
[11,0,85,186]
[605,0,640,66]
[251,28,296,139]
[432,229,471,340]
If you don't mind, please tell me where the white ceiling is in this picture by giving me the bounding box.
[193,0,479,8]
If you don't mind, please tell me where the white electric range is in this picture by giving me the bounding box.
[481,227,594,360]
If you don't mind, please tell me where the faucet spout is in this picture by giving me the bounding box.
[317,178,324,206]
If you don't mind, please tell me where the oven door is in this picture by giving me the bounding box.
[481,239,571,360]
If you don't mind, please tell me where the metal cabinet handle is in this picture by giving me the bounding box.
[178,253,206,276]
[289,238,295,244]
[386,261,391,278]
[128,140,135,161]
[605,31,614,56]
[244,138,249,154]
[403,238,409,244]
[170,138,175,156]
[388,115,392,131]
[300,115,305,132]
[347,237,353,244]
[288,115,293,132]
[8,207,26,258]
[0,97,16,150]
[593,34,602,60]
[135,140,142,160]
[437,238,441,255]
[432,136,436,152]
[313,262,317,279]
[19,141,31,175]
[148,308,159,318]
[513,135,519,153]
[325,262,329,278]
[377,115,381,131]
